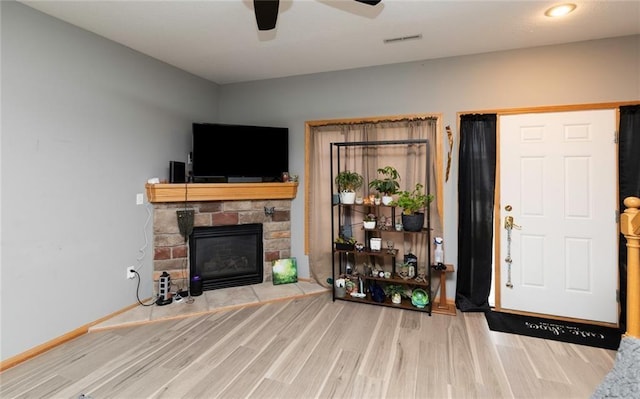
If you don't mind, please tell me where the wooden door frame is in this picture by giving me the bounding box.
[458,101,638,325]
[303,113,444,254]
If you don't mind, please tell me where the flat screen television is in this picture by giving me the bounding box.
[192,123,288,183]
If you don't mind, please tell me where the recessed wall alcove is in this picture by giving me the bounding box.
[146,182,298,292]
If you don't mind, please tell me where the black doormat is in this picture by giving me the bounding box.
[484,310,623,350]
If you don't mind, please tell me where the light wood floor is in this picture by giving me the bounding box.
[0,292,616,399]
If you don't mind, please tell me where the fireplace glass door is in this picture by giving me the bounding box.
[189,223,263,290]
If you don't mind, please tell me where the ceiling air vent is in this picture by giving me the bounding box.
[383,34,422,44]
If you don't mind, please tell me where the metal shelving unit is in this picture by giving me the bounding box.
[330,139,432,314]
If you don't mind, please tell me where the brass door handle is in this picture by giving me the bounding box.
[504,216,521,230]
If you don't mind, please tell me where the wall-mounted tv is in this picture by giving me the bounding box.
[192,123,288,183]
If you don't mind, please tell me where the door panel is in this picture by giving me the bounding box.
[499,109,617,323]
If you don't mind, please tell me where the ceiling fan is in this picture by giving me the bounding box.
[253,0,382,31]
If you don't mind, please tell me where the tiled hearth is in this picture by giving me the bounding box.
[100,179,323,331]
[92,281,329,331]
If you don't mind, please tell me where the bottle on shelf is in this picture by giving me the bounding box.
[434,236,444,265]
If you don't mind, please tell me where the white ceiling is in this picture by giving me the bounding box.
[21,0,640,85]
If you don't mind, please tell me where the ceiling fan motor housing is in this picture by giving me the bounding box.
[254,0,279,31]
[253,0,382,31]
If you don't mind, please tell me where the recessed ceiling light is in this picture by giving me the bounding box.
[544,3,577,17]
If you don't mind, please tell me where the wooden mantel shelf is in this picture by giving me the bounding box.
[145,182,298,203]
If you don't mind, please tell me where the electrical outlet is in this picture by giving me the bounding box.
[136,193,144,205]
[127,266,136,279]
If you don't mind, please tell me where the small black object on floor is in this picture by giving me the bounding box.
[484,310,623,350]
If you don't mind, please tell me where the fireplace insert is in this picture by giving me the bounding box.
[189,223,263,291]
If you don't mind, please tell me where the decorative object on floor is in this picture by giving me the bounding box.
[484,310,622,350]
[272,258,298,285]
[411,288,429,308]
[592,337,640,397]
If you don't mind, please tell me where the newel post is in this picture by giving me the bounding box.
[622,196,640,338]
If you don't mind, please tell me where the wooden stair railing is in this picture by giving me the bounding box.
[622,196,640,338]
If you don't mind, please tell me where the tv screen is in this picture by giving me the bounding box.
[192,123,288,183]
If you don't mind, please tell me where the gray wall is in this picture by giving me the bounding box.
[1,2,219,361]
[219,34,639,298]
[2,0,639,362]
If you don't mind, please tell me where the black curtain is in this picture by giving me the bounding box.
[456,114,497,311]
[618,104,640,332]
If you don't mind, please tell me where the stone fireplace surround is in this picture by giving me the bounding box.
[147,183,298,294]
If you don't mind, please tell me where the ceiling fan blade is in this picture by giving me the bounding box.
[354,0,382,5]
[254,0,279,31]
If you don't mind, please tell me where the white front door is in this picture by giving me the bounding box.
[498,109,618,323]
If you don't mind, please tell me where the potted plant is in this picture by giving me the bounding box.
[345,278,358,295]
[384,284,408,304]
[335,170,364,204]
[334,278,347,298]
[334,235,356,251]
[392,183,434,232]
[368,166,401,205]
[363,213,377,230]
